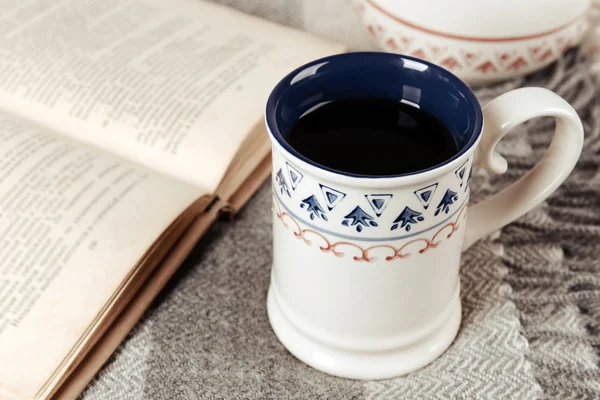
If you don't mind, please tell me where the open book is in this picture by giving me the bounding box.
[0,1,345,399]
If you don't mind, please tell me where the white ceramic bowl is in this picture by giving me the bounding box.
[357,0,590,84]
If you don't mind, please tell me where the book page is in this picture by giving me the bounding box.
[0,0,345,193]
[53,203,223,400]
[0,111,203,400]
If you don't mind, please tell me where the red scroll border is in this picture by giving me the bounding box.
[274,197,468,263]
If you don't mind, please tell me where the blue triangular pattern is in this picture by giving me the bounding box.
[455,161,469,187]
[290,170,299,184]
[414,183,438,210]
[286,162,303,190]
[365,194,393,217]
[326,192,338,204]
[319,184,346,210]
[372,199,385,210]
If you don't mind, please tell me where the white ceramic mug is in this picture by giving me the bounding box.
[265,52,584,379]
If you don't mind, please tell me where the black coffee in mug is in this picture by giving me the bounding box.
[288,97,459,176]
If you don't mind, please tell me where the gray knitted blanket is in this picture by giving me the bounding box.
[82,3,600,399]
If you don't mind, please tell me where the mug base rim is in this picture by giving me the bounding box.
[266,284,461,380]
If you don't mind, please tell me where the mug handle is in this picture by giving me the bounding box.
[463,87,584,250]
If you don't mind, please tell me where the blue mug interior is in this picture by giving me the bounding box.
[266,52,483,178]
